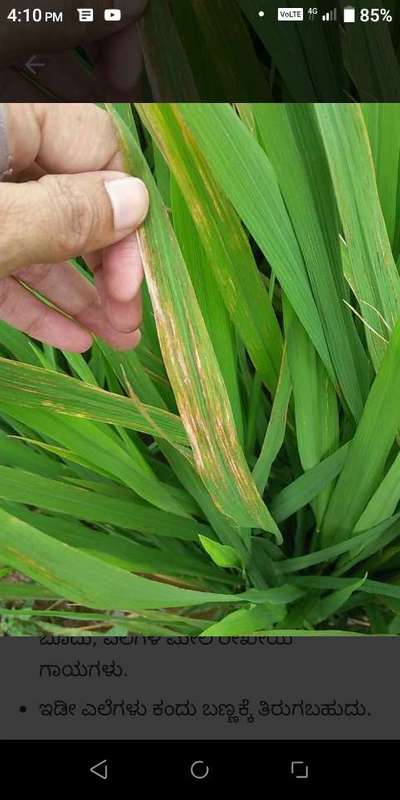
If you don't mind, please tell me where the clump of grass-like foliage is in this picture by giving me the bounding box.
[1,102,400,636]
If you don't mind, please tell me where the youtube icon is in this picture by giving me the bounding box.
[104,9,122,22]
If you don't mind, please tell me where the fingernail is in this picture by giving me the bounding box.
[105,177,149,232]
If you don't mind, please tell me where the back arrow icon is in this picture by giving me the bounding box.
[24,55,46,75]
[90,759,108,780]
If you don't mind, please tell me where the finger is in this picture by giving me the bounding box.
[105,292,142,334]
[94,265,143,333]
[84,233,144,332]
[0,171,149,277]
[6,103,124,175]
[14,163,46,181]
[102,233,144,303]
[15,261,99,316]
[74,299,142,351]
[0,275,93,352]
[95,22,143,96]
[15,259,142,347]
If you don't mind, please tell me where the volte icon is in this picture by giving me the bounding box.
[277,7,304,21]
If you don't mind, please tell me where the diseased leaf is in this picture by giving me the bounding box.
[137,102,283,392]
[108,105,281,542]
[0,357,188,446]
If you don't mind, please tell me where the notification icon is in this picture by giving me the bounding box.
[104,8,122,21]
[77,8,94,22]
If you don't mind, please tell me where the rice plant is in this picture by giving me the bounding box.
[1,102,400,636]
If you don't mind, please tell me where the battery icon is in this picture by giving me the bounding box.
[343,6,356,23]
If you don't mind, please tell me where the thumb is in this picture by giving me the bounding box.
[0,171,149,277]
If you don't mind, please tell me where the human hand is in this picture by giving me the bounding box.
[0,1,148,101]
[0,102,149,352]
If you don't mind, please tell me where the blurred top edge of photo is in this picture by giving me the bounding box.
[0,0,400,102]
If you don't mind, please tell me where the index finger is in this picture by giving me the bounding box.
[7,102,124,175]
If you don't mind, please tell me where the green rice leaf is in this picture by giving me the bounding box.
[305,575,367,626]
[271,444,350,524]
[0,507,289,610]
[201,604,286,635]
[254,103,368,420]
[0,466,209,541]
[322,319,400,544]
[285,301,339,527]
[315,103,400,370]
[362,104,400,254]
[252,345,291,494]
[199,536,242,569]
[177,103,333,377]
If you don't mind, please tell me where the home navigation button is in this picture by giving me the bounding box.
[190,760,210,780]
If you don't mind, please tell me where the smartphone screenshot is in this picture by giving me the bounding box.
[1,0,399,790]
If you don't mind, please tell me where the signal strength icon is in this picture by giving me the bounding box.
[322,8,337,21]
